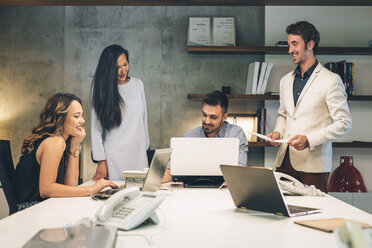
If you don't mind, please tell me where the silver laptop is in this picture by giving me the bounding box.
[141,148,172,192]
[93,148,172,199]
[220,165,322,217]
[170,137,239,176]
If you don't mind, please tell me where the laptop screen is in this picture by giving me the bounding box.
[141,148,172,192]
[220,165,290,216]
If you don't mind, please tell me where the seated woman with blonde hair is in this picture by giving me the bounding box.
[12,93,118,211]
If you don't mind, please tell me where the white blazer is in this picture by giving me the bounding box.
[274,63,352,173]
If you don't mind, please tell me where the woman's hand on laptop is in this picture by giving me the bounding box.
[89,179,118,195]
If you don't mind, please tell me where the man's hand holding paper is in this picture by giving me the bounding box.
[288,134,309,151]
[265,132,309,151]
[249,131,288,145]
[266,131,283,147]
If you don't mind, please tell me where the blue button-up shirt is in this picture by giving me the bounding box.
[293,60,318,106]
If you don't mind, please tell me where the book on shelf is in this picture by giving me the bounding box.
[336,60,347,90]
[324,62,336,72]
[256,110,262,141]
[252,116,258,142]
[245,62,274,95]
[245,62,260,94]
[258,62,273,94]
[256,62,267,96]
[346,62,354,95]
[255,108,266,141]
[261,108,266,136]
[325,60,354,96]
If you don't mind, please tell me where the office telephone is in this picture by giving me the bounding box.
[95,187,166,231]
[274,172,325,196]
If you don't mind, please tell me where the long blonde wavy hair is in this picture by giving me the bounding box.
[21,93,82,154]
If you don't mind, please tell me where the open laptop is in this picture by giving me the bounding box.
[170,137,239,187]
[220,164,322,217]
[93,148,172,199]
[141,148,172,192]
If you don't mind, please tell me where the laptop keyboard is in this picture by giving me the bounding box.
[288,204,315,214]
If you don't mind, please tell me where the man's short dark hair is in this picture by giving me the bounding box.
[286,21,320,55]
[203,90,229,114]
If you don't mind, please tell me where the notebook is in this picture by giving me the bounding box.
[294,218,372,233]
[170,137,239,176]
[220,165,322,217]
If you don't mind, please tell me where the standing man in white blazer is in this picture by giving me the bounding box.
[266,21,352,192]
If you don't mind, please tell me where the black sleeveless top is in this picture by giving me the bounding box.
[12,137,67,204]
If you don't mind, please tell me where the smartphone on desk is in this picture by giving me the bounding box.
[95,187,166,231]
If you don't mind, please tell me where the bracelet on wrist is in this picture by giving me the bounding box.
[68,150,80,157]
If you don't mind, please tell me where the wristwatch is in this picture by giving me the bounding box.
[68,150,80,157]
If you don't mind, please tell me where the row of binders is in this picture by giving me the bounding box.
[245,62,274,95]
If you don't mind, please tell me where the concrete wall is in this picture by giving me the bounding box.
[0,6,265,184]
[263,6,372,190]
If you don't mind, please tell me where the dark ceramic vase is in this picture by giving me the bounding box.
[328,156,367,192]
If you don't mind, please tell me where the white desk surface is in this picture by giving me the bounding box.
[0,187,371,248]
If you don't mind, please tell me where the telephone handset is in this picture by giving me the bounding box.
[274,172,325,196]
[95,187,166,231]
[338,221,369,248]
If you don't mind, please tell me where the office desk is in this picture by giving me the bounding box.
[0,188,371,248]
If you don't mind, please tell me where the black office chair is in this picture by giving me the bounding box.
[0,140,18,215]
[147,149,155,167]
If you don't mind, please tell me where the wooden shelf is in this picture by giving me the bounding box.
[333,142,372,148]
[347,95,372,101]
[188,46,372,55]
[249,141,269,147]
[2,0,372,6]
[188,94,372,101]
[188,94,279,100]
[249,141,372,148]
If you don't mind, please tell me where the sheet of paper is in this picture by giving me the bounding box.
[248,131,288,143]
[188,17,211,46]
[212,17,235,46]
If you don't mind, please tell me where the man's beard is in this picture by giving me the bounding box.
[203,119,224,135]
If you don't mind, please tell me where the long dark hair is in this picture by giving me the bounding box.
[92,44,129,130]
[21,93,82,153]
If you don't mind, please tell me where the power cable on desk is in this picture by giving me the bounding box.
[117,231,153,245]
[64,216,96,228]
[148,207,167,244]
[218,181,226,189]
[116,205,168,246]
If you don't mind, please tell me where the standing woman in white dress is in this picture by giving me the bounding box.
[91,44,150,181]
